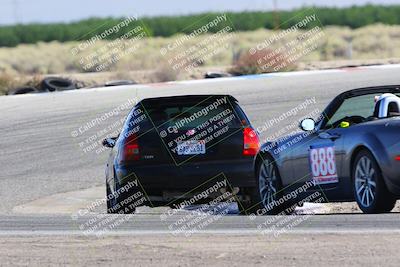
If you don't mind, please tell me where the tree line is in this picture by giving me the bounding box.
[0,5,399,47]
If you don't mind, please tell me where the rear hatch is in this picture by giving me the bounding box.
[130,95,258,166]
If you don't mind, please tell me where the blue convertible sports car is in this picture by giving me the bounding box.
[255,85,400,214]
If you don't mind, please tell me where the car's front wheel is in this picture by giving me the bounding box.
[353,149,396,213]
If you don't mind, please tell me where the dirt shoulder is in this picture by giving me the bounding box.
[1,233,399,266]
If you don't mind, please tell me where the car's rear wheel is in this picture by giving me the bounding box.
[106,182,113,213]
[106,182,132,214]
[353,150,396,213]
[257,155,293,215]
[238,187,263,215]
[106,177,145,214]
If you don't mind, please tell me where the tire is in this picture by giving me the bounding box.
[106,182,114,213]
[8,86,38,95]
[104,80,136,87]
[107,184,137,214]
[238,187,263,215]
[204,72,231,79]
[352,149,396,213]
[256,154,294,215]
[106,178,147,214]
[41,77,76,92]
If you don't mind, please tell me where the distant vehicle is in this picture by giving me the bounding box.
[103,95,260,214]
[255,85,400,214]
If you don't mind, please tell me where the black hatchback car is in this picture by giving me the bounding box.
[103,95,260,214]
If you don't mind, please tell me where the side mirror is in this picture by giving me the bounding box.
[102,137,116,148]
[300,118,316,131]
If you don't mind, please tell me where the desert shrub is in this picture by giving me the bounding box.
[25,75,43,89]
[0,73,43,95]
[229,50,262,75]
[151,64,179,82]
[229,48,295,75]
[0,73,15,95]
[0,25,399,78]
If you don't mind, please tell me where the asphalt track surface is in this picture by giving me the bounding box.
[1,213,400,266]
[1,66,400,239]
[0,213,399,235]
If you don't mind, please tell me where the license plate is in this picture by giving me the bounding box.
[177,140,206,155]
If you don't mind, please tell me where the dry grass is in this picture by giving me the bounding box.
[0,73,14,95]
[0,24,400,95]
[0,73,42,95]
[150,63,179,82]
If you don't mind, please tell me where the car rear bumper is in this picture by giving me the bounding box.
[115,159,255,191]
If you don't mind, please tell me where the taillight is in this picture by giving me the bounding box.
[122,133,140,162]
[395,155,400,161]
[243,127,260,156]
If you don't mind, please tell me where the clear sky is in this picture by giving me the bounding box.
[1,0,399,25]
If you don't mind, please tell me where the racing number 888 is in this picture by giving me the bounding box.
[310,146,337,177]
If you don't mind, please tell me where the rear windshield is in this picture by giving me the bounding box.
[143,97,247,129]
[119,96,250,144]
[119,96,250,159]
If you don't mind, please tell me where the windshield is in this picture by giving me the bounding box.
[324,92,400,129]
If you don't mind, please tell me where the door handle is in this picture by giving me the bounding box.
[318,132,341,140]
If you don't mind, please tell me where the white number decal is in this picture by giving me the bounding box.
[326,146,336,175]
[309,145,338,184]
[311,149,319,177]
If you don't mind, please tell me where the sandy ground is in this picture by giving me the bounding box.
[325,202,400,213]
[0,233,399,266]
